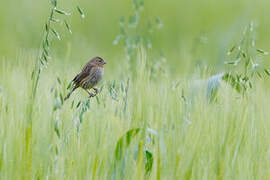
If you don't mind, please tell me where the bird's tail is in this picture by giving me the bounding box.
[64,86,77,101]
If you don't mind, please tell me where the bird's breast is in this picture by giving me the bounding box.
[96,68,104,79]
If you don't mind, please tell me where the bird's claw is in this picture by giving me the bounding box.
[88,88,99,98]
[89,93,96,98]
[93,88,99,94]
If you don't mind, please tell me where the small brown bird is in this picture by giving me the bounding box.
[64,56,106,100]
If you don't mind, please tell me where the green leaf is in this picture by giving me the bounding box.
[77,6,85,18]
[45,39,50,47]
[42,41,49,54]
[249,81,253,88]
[40,59,45,66]
[257,49,269,55]
[50,0,57,7]
[227,45,236,55]
[53,98,62,111]
[51,28,61,40]
[43,46,49,56]
[79,111,84,124]
[67,81,72,90]
[257,71,262,79]
[42,52,48,62]
[99,84,104,92]
[235,83,242,93]
[264,69,270,76]
[120,82,124,92]
[54,121,60,138]
[114,128,141,161]
[224,61,236,65]
[64,20,72,34]
[45,23,49,32]
[207,73,224,102]
[76,101,81,108]
[222,73,229,81]
[50,18,60,22]
[241,51,246,58]
[242,76,249,81]
[55,146,59,155]
[85,99,90,108]
[57,77,61,84]
[145,149,153,175]
[71,100,74,108]
[31,70,35,80]
[54,9,71,16]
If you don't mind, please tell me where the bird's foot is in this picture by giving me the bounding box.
[88,92,96,98]
[93,88,99,94]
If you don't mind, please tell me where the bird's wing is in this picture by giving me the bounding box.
[87,66,100,82]
[79,66,101,88]
[81,60,92,72]
[72,64,93,84]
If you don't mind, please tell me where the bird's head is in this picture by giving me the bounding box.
[90,56,107,67]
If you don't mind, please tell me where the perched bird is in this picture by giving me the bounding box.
[64,56,106,100]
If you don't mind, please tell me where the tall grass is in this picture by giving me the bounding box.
[24,0,84,178]
[1,47,270,179]
[1,0,270,179]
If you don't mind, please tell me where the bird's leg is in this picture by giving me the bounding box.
[83,89,95,98]
[93,87,99,95]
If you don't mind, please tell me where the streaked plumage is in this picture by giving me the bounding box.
[64,56,106,100]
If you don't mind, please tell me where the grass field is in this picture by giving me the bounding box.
[1,0,270,179]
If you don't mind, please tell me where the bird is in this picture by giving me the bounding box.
[64,56,106,100]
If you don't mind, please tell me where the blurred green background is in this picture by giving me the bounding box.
[2,1,270,179]
[0,0,270,73]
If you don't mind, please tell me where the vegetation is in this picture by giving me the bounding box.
[1,0,270,179]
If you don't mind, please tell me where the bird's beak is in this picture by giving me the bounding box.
[104,61,107,65]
